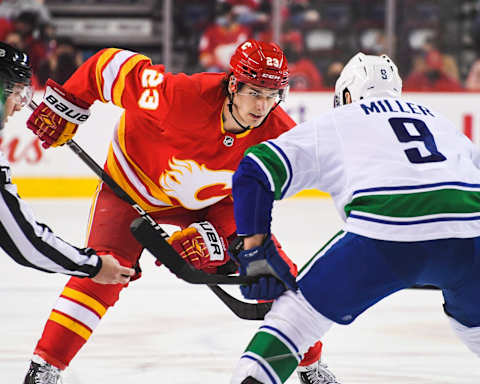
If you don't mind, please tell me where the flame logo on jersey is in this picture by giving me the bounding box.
[159,157,233,210]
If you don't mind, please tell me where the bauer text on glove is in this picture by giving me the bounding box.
[26,79,90,148]
[165,221,228,274]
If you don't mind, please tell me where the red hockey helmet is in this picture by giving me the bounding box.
[230,39,289,90]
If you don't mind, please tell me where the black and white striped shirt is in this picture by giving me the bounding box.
[0,152,101,277]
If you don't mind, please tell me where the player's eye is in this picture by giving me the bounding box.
[266,92,280,100]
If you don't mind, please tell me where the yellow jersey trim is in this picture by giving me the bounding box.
[95,48,121,103]
[112,54,150,107]
[49,311,92,341]
[115,114,172,205]
[219,108,252,138]
[61,287,107,317]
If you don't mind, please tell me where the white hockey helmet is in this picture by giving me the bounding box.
[334,52,402,108]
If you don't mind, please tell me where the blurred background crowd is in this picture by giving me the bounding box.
[2,0,480,92]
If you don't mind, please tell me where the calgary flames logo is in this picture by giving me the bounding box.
[159,157,233,210]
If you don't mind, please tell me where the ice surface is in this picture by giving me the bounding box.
[1,198,478,383]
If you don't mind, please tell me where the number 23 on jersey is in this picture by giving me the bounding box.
[138,69,164,110]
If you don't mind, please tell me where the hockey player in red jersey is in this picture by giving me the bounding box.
[22,39,338,384]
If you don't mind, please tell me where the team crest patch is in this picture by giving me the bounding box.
[223,136,234,147]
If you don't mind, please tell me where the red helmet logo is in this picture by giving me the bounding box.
[230,39,288,89]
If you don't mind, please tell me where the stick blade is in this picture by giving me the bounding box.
[208,286,271,320]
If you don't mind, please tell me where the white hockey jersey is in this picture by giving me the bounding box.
[244,96,480,241]
[0,151,101,276]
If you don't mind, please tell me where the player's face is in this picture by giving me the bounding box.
[234,84,280,127]
[3,83,29,124]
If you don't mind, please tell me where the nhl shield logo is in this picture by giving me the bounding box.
[223,136,234,147]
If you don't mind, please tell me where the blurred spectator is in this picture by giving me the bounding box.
[465,5,480,91]
[36,38,83,89]
[4,30,24,50]
[12,11,48,72]
[282,29,324,91]
[226,0,261,8]
[0,0,51,25]
[288,0,320,28]
[198,1,252,72]
[465,59,480,90]
[324,61,344,89]
[173,0,213,72]
[39,22,57,55]
[359,29,387,56]
[404,39,463,91]
[416,39,461,82]
[229,1,268,28]
[0,17,14,41]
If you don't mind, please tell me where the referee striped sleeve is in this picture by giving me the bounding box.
[0,186,101,277]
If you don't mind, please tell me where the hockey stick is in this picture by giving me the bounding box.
[27,100,271,320]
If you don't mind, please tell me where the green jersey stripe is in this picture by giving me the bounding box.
[263,142,291,195]
[344,188,480,218]
[245,143,289,200]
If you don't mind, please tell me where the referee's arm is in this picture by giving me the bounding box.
[0,180,101,278]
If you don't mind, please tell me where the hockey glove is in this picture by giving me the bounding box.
[165,221,228,274]
[229,235,298,300]
[241,276,286,300]
[26,79,90,148]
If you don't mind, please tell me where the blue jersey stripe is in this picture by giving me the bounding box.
[260,325,300,354]
[349,213,480,225]
[241,355,278,384]
[353,181,480,196]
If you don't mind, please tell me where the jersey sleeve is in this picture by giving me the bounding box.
[63,48,171,119]
[0,167,102,277]
[244,117,331,200]
[232,156,275,236]
[232,114,339,235]
[232,115,334,236]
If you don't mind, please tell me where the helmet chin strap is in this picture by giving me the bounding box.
[227,92,282,133]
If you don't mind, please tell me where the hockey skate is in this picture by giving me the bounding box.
[297,360,341,384]
[23,355,63,384]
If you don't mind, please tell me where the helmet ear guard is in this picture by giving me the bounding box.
[228,74,238,94]
[334,52,402,107]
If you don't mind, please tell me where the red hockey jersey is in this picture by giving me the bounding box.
[64,48,295,212]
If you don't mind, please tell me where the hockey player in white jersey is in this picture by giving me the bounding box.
[0,43,134,283]
[228,52,480,384]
